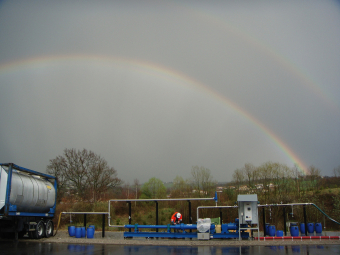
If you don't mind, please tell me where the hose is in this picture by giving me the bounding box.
[311,204,340,225]
[53,212,63,237]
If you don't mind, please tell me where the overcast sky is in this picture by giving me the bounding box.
[0,0,339,184]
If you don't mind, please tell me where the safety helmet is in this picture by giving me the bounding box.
[176,213,181,219]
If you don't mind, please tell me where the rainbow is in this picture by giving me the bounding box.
[172,2,339,113]
[0,54,310,174]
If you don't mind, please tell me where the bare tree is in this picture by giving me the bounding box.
[292,164,304,198]
[191,166,214,197]
[232,168,245,191]
[308,165,321,194]
[243,163,255,188]
[333,166,340,177]
[47,148,121,202]
[134,178,140,206]
[172,175,190,198]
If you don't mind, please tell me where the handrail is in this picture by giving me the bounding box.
[196,203,340,226]
[108,192,218,227]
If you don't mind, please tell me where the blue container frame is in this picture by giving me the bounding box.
[0,163,57,218]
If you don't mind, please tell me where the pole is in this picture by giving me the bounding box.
[155,201,159,233]
[220,208,222,224]
[188,201,192,224]
[303,205,307,236]
[128,202,132,232]
[283,207,286,236]
[188,200,192,238]
[84,214,87,228]
[102,214,105,238]
[262,207,266,236]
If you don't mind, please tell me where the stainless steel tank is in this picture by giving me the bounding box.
[9,171,56,213]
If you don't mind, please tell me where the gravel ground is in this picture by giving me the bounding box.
[17,230,340,247]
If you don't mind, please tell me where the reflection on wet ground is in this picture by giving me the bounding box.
[0,241,339,255]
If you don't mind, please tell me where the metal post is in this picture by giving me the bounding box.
[155,201,159,233]
[283,207,287,236]
[303,205,307,236]
[188,201,192,224]
[262,207,266,236]
[128,202,132,232]
[188,200,192,238]
[102,214,105,238]
[220,208,222,224]
[84,214,87,228]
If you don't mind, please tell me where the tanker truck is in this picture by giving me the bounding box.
[0,163,57,239]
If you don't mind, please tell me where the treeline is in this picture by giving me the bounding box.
[48,148,340,230]
[230,162,322,203]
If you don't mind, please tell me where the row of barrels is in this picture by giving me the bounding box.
[68,225,95,238]
[265,223,323,237]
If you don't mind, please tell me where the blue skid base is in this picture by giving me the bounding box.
[123,232,249,239]
[124,231,197,239]
[213,233,249,239]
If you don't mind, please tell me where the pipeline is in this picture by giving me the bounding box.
[258,203,340,226]
[255,236,340,240]
[311,204,340,225]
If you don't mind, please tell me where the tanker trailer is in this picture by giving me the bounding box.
[0,163,57,240]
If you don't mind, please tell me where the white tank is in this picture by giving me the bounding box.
[0,167,56,213]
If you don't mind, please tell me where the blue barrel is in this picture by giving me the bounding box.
[269,225,276,237]
[315,223,322,234]
[89,225,95,231]
[290,226,299,237]
[300,223,305,236]
[87,227,95,238]
[81,227,86,237]
[307,223,314,234]
[75,227,82,238]
[265,223,270,236]
[68,226,75,237]
[276,230,283,237]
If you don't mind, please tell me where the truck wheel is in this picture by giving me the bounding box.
[32,221,45,239]
[45,220,54,238]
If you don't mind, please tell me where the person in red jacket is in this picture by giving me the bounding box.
[170,212,182,225]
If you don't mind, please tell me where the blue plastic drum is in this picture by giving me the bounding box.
[68,226,75,237]
[87,227,95,238]
[276,230,283,237]
[75,227,82,238]
[290,226,299,237]
[315,223,322,234]
[269,225,276,237]
[307,223,314,234]
[89,225,95,232]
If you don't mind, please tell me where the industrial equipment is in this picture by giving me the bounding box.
[123,218,249,239]
[237,194,259,240]
[0,163,57,239]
